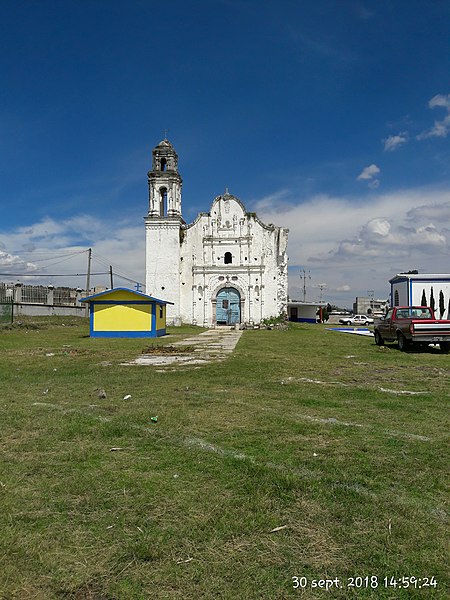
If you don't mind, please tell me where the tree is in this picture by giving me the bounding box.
[430,286,435,313]
[439,290,445,319]
[421,289,427,307]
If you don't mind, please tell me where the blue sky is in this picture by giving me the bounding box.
[1,0,450,306]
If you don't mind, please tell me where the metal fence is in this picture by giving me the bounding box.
[54,287,79,305]
[21,285,47,304]
[0,283,83,306]
[0,283,14,303]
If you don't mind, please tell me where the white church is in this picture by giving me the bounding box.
[145,138,289,327]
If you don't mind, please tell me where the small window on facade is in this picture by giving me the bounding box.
[161,158,167,171]
[159,305,163,318]
[394,290,399,306]
[224,252,232,264]
[232,276,238,281]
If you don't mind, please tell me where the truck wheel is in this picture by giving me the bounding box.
[374,330,384,346]
[440,342,450,353]
[397,333,409,352]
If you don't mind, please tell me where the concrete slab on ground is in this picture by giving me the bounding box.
[122,328,243,368]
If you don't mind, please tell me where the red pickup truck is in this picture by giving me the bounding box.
[374,306,450,352]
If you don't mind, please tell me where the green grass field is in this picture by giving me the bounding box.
[0,317,448,599]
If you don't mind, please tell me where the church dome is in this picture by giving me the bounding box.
[156,138,174,149]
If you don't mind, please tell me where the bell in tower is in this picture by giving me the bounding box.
[147,139,183,218]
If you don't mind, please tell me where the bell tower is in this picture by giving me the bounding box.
[145,138,183,325]
[147,139,182,217]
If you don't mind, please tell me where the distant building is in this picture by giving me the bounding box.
[353,296,389,316]
[390,273,450,318]
[287,301,325,323]
[145,139,289,327]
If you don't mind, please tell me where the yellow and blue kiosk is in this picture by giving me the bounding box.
[80,288,173,338]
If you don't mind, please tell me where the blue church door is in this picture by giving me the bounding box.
[216,288,240,325]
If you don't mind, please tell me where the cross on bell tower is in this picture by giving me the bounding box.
[147,139,182,218]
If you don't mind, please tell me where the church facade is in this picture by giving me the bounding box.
[145,139,289,327]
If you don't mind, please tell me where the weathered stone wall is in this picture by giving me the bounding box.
[178,194,288,327]
[145,218,182,325]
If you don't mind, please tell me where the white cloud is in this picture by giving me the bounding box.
[254,186,450,306]
[0,250,38,272]
[330,221,446,260]
[383,132,408,151]
[3,186,450,308]
[407,200,450,222]
[429,94,450,110]
[417,93,450,140]
[357,164,380,180]
[0,216,145,288]
[357,164,381,189]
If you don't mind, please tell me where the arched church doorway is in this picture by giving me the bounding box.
[216,287,240,325]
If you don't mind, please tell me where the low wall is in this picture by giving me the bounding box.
[14,303,87,317]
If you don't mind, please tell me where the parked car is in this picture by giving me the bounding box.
[374,306,450,352]
[339,314,374,326]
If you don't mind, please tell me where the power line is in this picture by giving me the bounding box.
[6,249,88,257]
[1,247,144,287]
[91,251,145,287]
[36,253,90,270]
[113,273,145,286]
[0,272,109,277]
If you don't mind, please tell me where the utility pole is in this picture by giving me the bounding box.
[299,269,311,302]
[367,290,374,314]
[109,266,114,289]
[86,248,92,296]
[317,283,327,303]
